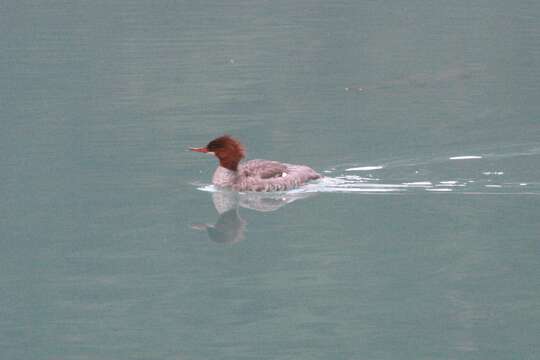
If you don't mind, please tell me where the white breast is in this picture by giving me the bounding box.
[212,166,237,187]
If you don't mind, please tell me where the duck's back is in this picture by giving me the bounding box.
[234,159,320,192]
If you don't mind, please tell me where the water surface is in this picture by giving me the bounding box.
[1,1,539,359]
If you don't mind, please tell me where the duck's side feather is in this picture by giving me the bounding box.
[212,159,320,192]
[234,160,320,192]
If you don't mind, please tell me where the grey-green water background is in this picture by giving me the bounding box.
[2,1,540,359]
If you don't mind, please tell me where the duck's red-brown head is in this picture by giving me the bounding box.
[190,135,245,171]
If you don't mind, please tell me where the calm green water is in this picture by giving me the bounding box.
[2,1,539,359]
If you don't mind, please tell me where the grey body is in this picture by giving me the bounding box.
[212,159,320,192]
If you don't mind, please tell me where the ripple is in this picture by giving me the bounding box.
[345,165,384,172]
[449,155,483,160]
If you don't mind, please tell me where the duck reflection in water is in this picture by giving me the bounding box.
[192,190,316,244]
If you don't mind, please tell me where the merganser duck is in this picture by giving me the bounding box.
[190,135,321,192]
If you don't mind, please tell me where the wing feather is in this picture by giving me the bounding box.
[235,160,321,192]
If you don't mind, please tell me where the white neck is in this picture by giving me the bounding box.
[212,166,238,187]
